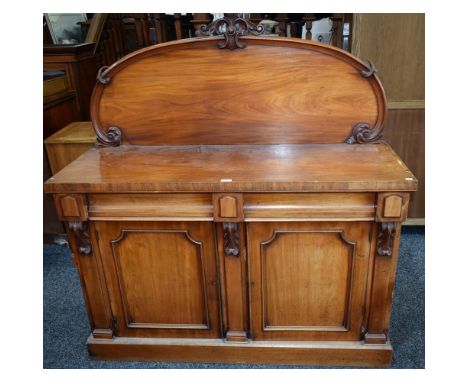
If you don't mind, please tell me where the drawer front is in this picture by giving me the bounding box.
[88,194,213,220]
[93,220,221,339]
[248,221,372,341]
[88,193,376,222]
[244,193,376,221]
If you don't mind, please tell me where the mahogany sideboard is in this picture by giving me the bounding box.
[44,27,417,367]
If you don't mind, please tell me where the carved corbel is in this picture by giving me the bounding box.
[68,221,92,255]
[223,222,240,256]
[199,14,264,50]
[377,222,397,257]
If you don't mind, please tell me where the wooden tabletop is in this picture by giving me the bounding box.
[44,144,417,193]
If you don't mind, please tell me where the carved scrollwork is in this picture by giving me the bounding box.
[345,60,385,144]
[346,122,384,144]
[223,222,240,256]
[97,66,111,85]
[360,60,377,78]
[377,222,397,257]
[95,125,122,147]
[68,221,92,255]
[199,14,264,50]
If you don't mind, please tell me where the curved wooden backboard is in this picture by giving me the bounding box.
[91,37,386,145]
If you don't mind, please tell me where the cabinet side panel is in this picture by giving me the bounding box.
[67,222,113,338]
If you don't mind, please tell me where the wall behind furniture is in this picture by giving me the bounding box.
[352,13,425,222]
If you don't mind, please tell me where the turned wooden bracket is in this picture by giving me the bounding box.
[68,221,92,255]
[377,222,397,257]
[223,222,240,256]
[199,14,264,50]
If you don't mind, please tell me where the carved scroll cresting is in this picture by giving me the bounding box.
[199,14,264,50]
[377,222,397,257]
[68,221,92,255]
[223,222,240,256]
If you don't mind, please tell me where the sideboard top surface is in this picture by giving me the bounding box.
[44,143,417,193]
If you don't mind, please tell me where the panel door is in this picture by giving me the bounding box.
[94,221,221,338]
[248,221,372,341]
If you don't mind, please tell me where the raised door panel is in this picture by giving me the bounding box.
[248,221,372,341]
[94,221,220,338]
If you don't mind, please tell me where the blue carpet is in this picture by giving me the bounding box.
[43,226,424,369]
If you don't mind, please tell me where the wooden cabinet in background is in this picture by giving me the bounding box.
[45,122,95,174]
[45,22,417,367]
[43,43,97,121]
[44,122,95,237]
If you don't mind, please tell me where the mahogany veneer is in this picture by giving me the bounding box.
[45,22,417,367]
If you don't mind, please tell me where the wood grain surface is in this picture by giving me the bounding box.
[92,37,386,145]
[87,336,392,367]
[94,220,221,338]
[44,143,417,193]
[248,221,371,341]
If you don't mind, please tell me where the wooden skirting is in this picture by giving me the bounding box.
[87,336,393,367]
[403,218,425,226]
[388,100,425,110]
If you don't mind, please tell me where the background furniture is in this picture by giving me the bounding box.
[352,14,424,223]
[45,29,416,367]
[44,122,95,174]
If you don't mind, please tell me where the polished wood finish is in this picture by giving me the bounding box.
[67,221,113,338]
[92,37,386,146]
[43,80,82,235]
[88,193,213,221]
[244,193,375,221]
[45,122,96,174]
[213,193,244,222]
[365,223,402,343]
[44,144,417,193]
[216,222,249,342]
[248,221,371,341]
[87,336,392,367]
[376,192,410,222]
[383,195,402,218]
[54,194,88,221]
[94,221,220,338]
[45,35,417,366]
